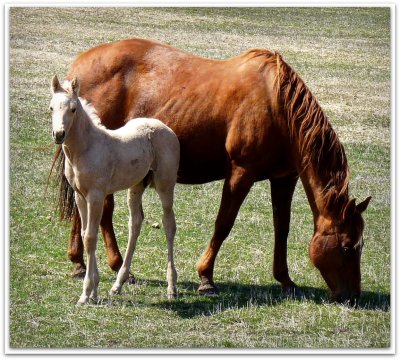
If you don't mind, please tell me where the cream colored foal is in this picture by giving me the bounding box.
[50,76,180,305]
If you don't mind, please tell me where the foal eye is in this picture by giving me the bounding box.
[49,106,53,112]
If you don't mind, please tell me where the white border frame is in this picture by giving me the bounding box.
[2,1,397,356]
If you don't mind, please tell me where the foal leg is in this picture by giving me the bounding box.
[109,183,145,295]
[270,175,301,296]
[68,194,123,278]
[197,164,254,295]
[77,191,104,305]
[156,185,178,299]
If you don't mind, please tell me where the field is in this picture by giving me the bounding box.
[7,7,391,351]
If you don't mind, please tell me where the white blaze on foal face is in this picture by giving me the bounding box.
[50,75,79,144]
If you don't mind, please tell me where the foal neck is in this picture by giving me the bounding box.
[62,98,103,161]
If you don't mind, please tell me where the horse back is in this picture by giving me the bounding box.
[68,39,295,183]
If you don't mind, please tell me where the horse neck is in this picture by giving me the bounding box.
[277,60,350,230]
[299,163,349,232]
[62,99,100,162]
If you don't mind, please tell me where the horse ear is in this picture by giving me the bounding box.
[342,198,356,221]
[71,77,80,96]
[356,196,372,214]
[51,75,61,93]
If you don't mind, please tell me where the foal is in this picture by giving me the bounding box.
[50,76,180,304]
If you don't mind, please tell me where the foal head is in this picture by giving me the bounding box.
[50,76,80,144]
[309,196,371,305]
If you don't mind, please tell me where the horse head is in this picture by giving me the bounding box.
[50,75,80,144]
[309,196,371,305]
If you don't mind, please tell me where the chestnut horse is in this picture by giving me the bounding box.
[54,38,371,303]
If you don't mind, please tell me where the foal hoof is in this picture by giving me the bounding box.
[76,295,90,306]
[167,292,178,300]
[197,283,219,297]
[109,286,121,296]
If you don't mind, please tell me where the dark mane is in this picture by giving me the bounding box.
[274,53,350,208]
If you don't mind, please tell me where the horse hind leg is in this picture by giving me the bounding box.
[100,194,124,274]
[109,183,145,296]
[197,163,254,295]
[68,207,86,278]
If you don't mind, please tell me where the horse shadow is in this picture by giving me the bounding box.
[108,279,390,319]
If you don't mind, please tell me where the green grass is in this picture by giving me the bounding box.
[8,7,391,350]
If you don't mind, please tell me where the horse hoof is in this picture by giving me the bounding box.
[197,283,219,297]
[282,284,303,299]
[71,265,86,279]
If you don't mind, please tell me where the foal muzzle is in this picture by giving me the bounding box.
[53,130,66,144]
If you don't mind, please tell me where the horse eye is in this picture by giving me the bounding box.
[342,246,350,253]
[49,106,53,112]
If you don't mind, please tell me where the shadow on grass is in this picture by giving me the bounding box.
[108,279,390,319]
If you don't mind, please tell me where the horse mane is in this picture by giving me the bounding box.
[273,53,350,208]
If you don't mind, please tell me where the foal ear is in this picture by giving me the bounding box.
[342,198,356,221]
[51,75,61,93]
[356,196,372,214]
[70,77,80,96]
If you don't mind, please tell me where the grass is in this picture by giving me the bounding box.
[7,7,391,351]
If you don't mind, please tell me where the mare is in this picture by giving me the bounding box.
[50,75,180,304]
[53,38,371,303]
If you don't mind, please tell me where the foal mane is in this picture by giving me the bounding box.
[273,53,350,208]
[79,98,106,129]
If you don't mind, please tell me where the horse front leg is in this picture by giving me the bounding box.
[197,163,254,295]
[77,191,104,305]
[270,174,301,297]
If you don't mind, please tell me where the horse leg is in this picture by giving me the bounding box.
[77,191,104,305]
[270,175,301,296]
[156,185,178,299]
[68,207,86,278]
[100,194,124,273]
[109,183,145,296]
[197,164,254,295]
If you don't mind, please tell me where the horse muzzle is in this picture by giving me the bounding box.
[53,130,66,144]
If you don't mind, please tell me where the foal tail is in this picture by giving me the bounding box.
[50,146,76,221]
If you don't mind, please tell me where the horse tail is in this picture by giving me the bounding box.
[49,146,76,221]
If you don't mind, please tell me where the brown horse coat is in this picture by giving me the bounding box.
[58,38,370,302]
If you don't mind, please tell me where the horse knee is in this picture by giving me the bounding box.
[83,235,97,253]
